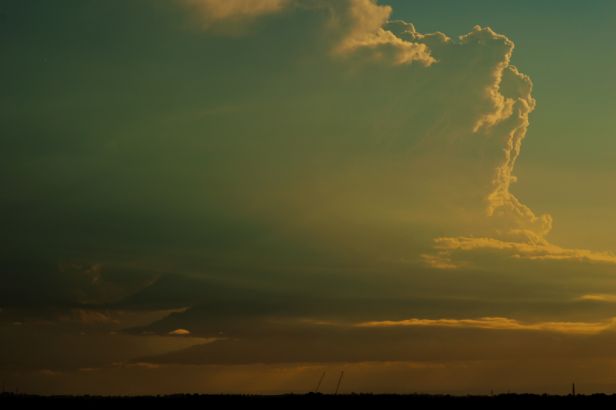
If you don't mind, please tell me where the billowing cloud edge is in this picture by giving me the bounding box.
[181,0,435,65]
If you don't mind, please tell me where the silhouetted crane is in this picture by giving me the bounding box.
[314,372,326,393]
[334,371,344,395]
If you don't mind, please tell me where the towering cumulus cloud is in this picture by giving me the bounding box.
[180,0,615,270]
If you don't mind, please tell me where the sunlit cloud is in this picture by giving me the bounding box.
[182,0,290,28]
[182,0,435,65]
[331,0,435,65]
[424,236,616,269]
[578,294,616,303]
[356,316,616,335]
[168,328,192,336]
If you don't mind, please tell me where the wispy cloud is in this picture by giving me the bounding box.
[182,0,290,28]
[424,236,616,269]
[356,316,616,335]
[578,294,616,303]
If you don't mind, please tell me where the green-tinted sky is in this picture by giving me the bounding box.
[3,0,616,395]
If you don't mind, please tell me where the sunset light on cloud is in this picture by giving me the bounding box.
[3,0,616,396]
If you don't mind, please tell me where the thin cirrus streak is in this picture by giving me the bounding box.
[578,294,616,303]
[355,316,616,335]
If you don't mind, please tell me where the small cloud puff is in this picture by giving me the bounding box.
[168,328,191,336]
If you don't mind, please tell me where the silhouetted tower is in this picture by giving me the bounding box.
[335,371,344,395]
[315,372,326,393]
[572,382,576,396]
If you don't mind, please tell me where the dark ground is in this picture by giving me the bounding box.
[2,392,616,407]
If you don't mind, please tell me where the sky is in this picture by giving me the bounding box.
[2,0,616,395]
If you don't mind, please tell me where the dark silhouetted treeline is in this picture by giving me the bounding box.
[3,392,616,408]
